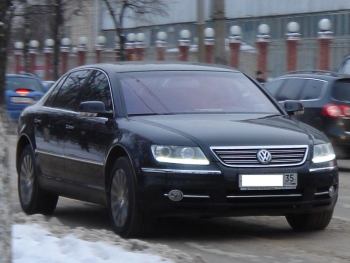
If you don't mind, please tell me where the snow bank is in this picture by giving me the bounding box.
[12,224,171,263]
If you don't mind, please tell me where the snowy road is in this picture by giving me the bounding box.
[8,135,350,263]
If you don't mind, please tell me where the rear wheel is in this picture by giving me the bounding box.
[18,145,58,215]
[286,210,334,231]
[108,157,150,238]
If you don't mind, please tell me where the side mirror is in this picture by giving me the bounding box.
[284,100,304,115]
[79,101,113,118]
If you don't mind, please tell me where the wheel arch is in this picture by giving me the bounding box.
[104,144,138,192]
[16,133,34,173]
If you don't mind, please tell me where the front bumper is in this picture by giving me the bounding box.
[138,162,338,217]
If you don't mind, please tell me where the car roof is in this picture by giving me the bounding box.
[273,70,350,82]
[6,73,40,79]
[72,62,239,74]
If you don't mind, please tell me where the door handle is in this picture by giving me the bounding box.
[65,124,75,130]
[34,118,42,125]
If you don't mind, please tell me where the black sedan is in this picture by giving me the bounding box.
[17,63,338,237]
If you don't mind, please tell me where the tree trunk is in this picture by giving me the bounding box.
[52,0,63,79]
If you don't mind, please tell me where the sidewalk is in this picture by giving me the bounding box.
[0,114,11,263]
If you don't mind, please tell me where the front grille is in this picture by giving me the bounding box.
[211,145,308,167]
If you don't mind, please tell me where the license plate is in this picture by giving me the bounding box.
[10,97,34,104]
[239,173,297,190]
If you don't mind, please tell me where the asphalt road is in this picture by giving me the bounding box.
[8,134,350,263]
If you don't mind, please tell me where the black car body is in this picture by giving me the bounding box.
[265,71,350,157]
[17,64,338,237]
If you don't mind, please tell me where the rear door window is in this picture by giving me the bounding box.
[332,79,350,102]
[276,78,305,101]
[299,79,326,100]
[51,70,91,111]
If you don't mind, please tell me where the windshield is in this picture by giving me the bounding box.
[120,71,280,115]
[6,77,43,92]
[332,79,350,102]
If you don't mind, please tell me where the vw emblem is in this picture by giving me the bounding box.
[257,149,272,164]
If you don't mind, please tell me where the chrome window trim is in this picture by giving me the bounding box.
[164,193,210,199]
[141,167,221,175]
[309,166,336,172]
[210,145,309,168]
[227,193,302,198]
[35,149,104,166]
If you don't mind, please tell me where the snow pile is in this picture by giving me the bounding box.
[13,224,172,263]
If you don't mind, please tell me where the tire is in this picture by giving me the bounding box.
[18,145,58,215]
[108,157,150,238]
[286,210,334,231]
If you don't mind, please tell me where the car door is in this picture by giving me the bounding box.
[34,75,68,179]
[297,79,327,129]
[48,70,91,184]
[64,69,116,193]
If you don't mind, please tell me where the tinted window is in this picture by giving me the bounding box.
[299,79,325,100]
[332,79,350,102]
[6,77,43,92]
[51,70,90,110]
[265,79,284,96]
[276,78,305,101]
[121,71,279,115]
[44,75,67,107]
[81,70,113,111]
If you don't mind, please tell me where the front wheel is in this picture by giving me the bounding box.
[108,157,150,238]
[286,210,334,231]
[18,145,58,215]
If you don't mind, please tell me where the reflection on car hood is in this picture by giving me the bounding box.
[131,113,328,147]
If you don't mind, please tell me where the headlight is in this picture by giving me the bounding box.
[151,145,209,165]
[312,143,336,163]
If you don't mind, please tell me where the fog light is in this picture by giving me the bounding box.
[168,189,183,202]
[329,186,336,197]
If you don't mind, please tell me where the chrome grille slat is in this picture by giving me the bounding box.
[211,145,308,168]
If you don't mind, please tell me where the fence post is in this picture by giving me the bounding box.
[44,39,54,80]
[204,27,215,63]
[318,18,333,71]
[286,22,301,72]
[229,25,241,68]
[136,33,145,61]
[178,29,191,61]
[156,31,167,61]
[14,42,23,74]
[60,38,71,74]
[126,33,136,61]
[256,24,270,79]
[29,40,39,74]
[77,36,87,66]
[95,35,106,63]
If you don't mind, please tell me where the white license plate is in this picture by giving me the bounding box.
[239,174,297,190]
[11,97,34,104]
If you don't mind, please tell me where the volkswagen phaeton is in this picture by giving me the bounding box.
[16,63,338,237]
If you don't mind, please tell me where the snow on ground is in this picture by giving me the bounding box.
[12,224,172,263]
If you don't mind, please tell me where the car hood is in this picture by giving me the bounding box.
[130,113,327,148]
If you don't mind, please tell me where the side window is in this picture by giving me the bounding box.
[299,79,325,100]
[81,70,113,111]
[44,75,67,107]
[51,70,90,111]
[276,78,305,101]
[265,79,284,97]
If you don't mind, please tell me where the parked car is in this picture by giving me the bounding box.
[265,70,350,157]
[5,74,45,120]
[17,64,338,237]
